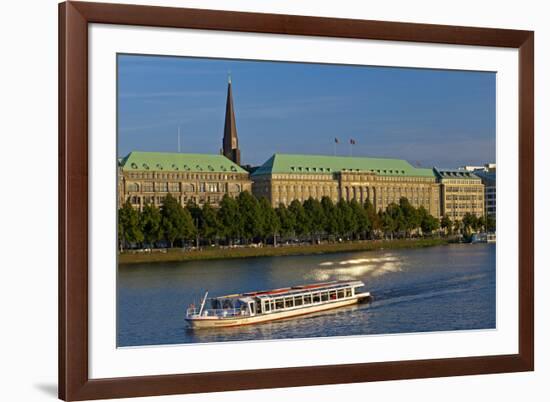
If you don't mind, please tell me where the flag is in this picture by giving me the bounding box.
[350,138,356,145]
[334,138,339,144]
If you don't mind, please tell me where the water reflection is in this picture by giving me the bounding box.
[118,244,495,347]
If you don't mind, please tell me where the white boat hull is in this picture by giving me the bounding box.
[186,292,371,329]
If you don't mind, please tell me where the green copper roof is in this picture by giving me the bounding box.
[252,154,435,178]
[120,151,247,174]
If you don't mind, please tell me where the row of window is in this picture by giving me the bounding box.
[445,195,484,201]
[129,195,222,206]
[445,186,483,193]
[126,182,242,193]
[126,172,244,180]
[262,288,353,313]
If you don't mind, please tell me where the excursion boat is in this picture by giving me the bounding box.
[185,280,371,329]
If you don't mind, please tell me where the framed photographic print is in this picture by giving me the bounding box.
[59,1,534,400]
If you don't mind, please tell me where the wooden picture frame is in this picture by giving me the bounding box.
[59,1,534,400]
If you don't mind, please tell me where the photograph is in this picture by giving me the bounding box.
[116,54,497,347]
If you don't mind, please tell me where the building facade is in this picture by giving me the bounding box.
[473,169,496,218]
[118,152,251,210]
[434,168,485,220]
[252,154,441,217]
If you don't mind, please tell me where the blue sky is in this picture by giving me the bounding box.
[118,54,496,168]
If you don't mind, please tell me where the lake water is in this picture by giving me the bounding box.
[117,243,495,347]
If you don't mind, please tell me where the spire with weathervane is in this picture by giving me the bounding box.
[222,73,241,165]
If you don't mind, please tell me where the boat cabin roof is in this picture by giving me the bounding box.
[216,280,364,301]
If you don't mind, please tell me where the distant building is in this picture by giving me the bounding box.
[118,152,251,209]
[251,153,441,217]
[474,170,496,217]
[434,168,485,220]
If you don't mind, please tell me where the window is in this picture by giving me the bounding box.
[312,293,320,303]
[303,294,312,304]
[264,301,270,312]
[127,183,139,192]
[275,299,284,310]
[294,296,303,306]
[168,182,180,192]
[330,291,337,300]
[285,298,294,308]
[156,182,168,192]
[143,182,154,192]
[337,289,345,299]
[345,288,352,297]
[321,292,329,302]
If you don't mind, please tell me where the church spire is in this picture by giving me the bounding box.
[222,74,241,165]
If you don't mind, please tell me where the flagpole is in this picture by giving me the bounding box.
[178,126,181,153]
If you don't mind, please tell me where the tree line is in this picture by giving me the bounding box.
[118,192,496,250]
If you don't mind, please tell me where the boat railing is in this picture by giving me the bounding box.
[186,307,250,318]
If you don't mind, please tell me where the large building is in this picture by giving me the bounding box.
[118,152,251,209]
[434,168,485,220]
[251,153,441,217]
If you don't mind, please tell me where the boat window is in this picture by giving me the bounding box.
[210,299,221,309]
[275,299,284,310]
[222,299,234,309]
[264,301,270,312]
[345,288,352,297]
[294,296,303,306]
[303,294,312,304]
[330,291,337,300]
[285,298,294,308]
[337,289,345,299]
[312,293,320,303]
[321,292,329,302]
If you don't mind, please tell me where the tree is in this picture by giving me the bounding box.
[237,191,262,243]
[321,196,338,240]
[200,202,221,245]
[419,209,440,235]
[118,199,143,250]
[336,200,356,239]
[364,199,380,238]
[140,203,161,246]
[453,219,462,235]
[462,213,477,234]
[382,203,402,239]
[303,197,325,242]
[440,215,452,235]
[185,199,202,247]
[259,197,280,245]
[218,194,241,245]
[276,204,295,239]
[161,194,195,247]
[289,199,309,238]
[349,199,370,239]
[399,197,420,237]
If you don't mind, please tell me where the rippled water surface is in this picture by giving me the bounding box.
[118,243,495,346]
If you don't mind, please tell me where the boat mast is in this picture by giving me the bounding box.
[199,291,209,316]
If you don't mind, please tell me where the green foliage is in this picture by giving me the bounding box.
[199,202,221,244]
[276,204,295,238]
[303,198,325,240]
[117,193,451,250]
[218,195,241,242]
[289,199,310,237]
[259,197,280,241]
[440,215,453,234]
[161,194,195,247]
[118,199,143,248]
[140,203,162,244]
[237,191,262,242]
